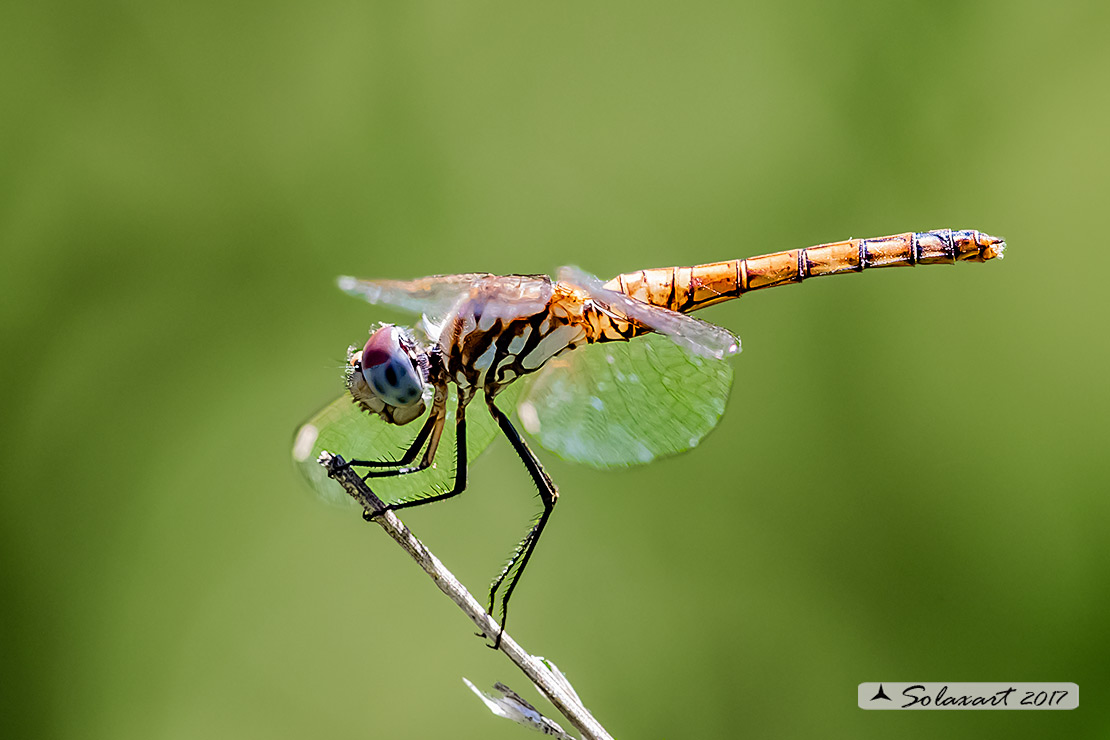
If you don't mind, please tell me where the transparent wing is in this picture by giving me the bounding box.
[293,382,523,508]
[338,273,554,340]
[558,265,740,360]
[337,273,492,323]
[515,332,733,468]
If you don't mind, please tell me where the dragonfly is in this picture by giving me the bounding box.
[293,228,1004,646]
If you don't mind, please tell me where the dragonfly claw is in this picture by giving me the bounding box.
[362,506,390,522]
[475,630,503,649]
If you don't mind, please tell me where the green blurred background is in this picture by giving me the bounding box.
[3,1,1107,737]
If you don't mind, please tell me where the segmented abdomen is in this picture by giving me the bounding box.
[605,229,1005,314]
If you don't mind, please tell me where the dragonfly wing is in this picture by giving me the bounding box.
[558,265,740,360]
[337,273,492,325]
[515,332,733,468]
[293,381,523,508]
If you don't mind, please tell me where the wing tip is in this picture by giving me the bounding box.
[337,275,384,303]
[291,421,320,462]
[698,334,741,360]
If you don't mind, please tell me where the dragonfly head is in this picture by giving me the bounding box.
[346,325,429,425]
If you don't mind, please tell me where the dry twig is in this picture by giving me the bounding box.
[320,452,613,740]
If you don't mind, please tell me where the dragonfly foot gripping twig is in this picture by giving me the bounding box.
[319,452,613,740]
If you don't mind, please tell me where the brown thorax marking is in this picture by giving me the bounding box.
[441,280,652,397]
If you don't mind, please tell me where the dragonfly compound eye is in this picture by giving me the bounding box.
[361,326,425,407]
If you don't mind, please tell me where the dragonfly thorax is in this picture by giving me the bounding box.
[346,325,431,426]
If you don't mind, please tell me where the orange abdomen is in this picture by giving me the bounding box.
[606,229,1005,314]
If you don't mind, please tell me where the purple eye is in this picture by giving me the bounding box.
[360,326,425,407]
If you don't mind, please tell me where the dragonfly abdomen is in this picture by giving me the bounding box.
[606,229,1005,314]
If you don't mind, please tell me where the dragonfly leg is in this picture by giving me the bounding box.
[484,397,558,649]
[363,392,472,518]
[343,409,438,471]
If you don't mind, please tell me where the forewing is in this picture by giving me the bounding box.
[515,332,733,468]
[337,273,491,324]
[293,382,522,508]
[558,265,740,360]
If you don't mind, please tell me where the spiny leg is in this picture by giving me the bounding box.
[363,390,473,520]
[344,408,438,472]
[485,397,558,649]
